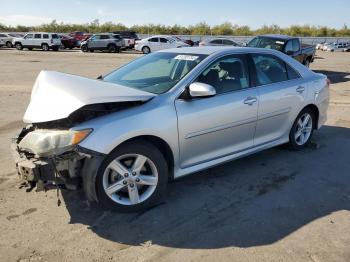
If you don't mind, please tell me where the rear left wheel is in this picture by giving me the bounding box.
[96,141,168,212]
[287,108,315,150]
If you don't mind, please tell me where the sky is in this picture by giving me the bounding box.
[0,0,349,29]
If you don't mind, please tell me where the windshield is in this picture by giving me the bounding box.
[247,37,285,51]
[103,52,207,94]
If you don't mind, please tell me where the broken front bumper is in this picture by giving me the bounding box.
[11,143,56,183]
[11,142,105,201]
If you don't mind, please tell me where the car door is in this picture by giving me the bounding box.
[23,33,34,47]
[285,39,303,63]
[251,53,306,146]
[175,54,258,168]
[33,33,42,47]
[88,35,101,49]
[99,34,111,49]
[159,37,171,50]
[147,37,160,51]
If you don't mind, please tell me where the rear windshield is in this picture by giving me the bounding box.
[247,37,285,52]
[103,52,207,94]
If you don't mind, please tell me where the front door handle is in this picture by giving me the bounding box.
[244,96,257,105]
[296,86,305,93]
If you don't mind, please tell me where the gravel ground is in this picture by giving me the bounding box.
[0,48,349,262]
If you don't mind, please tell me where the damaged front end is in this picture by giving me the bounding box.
[12,124,104,201]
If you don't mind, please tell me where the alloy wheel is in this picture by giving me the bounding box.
[102,154,158,205]
[294,113,313,145]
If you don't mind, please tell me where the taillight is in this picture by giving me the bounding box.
[326,78,331,87]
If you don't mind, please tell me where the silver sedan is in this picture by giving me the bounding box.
[13,47,329,212]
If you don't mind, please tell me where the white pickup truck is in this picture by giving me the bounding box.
[12,32,61,51]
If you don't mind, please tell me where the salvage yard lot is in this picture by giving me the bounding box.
[0,48,349,262]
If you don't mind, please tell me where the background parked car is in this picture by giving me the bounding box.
[325,42,349,52]
[321,42,334,51]
[59,34,78,49]
[81,33,122,53]
[112,31,139,49]
[135,35,190,54]
[174,36,195,46]
[247,34,316,67]
[69,31,92,46]
[199,38,239,47]
[12,32,61,51]
[0,33,14,48]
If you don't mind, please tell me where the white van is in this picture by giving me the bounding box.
[12,32,61,51]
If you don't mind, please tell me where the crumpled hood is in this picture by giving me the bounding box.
[23,70,156,123]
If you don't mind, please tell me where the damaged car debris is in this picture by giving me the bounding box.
[12,48,329,212]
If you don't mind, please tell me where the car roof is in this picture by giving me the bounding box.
[159,46,285,55]
[258,34,296,40]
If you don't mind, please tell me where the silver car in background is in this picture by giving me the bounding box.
[12,47,329,212]
[199,38,239,47]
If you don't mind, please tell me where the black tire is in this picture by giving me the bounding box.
[142,46,150,54]
[107,44,117,53]
[304,58,311,68]
[96,141,169,212]
[286,108,315,150]
[15,43,23,50]
[6,41,12,48]
[41,43,49,51]
[81,45,88,52]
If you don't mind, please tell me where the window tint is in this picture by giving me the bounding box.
[196,55,250,94]
[113,34,121,39]
[223,39,234,45]
[34,34,41,39]
[25,34,33,39]
[292,39,300,52]
[51,34,58,39]
[160,38,168,43]
[286,63,300,80]
[100,35,110,40]
[210,39,222,44]
[148,38,158,42]
[285,40,293,53]
[43,34,49,39]
[252,54,288,85]
[0,34,6,37]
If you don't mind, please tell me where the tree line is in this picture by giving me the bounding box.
[1,20,349,37]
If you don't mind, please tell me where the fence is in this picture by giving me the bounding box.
[138,34,350,45]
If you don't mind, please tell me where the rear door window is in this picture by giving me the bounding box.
[100,35,110,40]
[210,39,222,44]
[43,34,49,39]
[251,54,288,85]
[286,63,301,80]
[148,38,159,42]
[160,38,168,43]
[292,39,300,52]
[34,34,41,39]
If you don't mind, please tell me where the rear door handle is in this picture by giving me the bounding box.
[244,96,257,105]
[296,86,305,93]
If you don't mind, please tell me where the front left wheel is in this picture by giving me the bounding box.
[96,141,169,212]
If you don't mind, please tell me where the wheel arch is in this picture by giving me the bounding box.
[301,104,319,129]
[111,135,175,180]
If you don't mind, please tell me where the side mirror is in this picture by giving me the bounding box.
[97,75,103,80]
[188,82,216,98]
